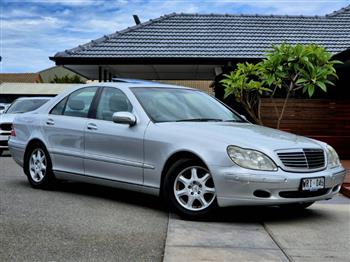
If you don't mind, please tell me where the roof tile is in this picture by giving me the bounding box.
[54,6,350,59]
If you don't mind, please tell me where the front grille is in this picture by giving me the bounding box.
[0,123,12,131]
[279,188,329,198]
[277,149,325,170]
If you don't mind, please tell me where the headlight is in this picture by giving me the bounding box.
[227,146,277,171]
[327,145,340,168]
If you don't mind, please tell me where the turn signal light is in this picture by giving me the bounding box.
[11,128,16,137]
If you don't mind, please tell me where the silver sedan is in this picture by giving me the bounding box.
[8,81,346,218]
[0,97,50,156]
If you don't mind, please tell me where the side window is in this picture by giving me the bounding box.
[50,87,97,118]
[50,97,67,115]
[96,87,132,121]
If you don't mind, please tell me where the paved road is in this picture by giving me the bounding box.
[0,154,168,261]
[2,152,349,262]
[165,195,350,262]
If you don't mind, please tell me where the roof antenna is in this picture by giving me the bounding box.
[133,15,141,25]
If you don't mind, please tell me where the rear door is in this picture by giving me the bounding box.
[43,86,98,175]
[84,87,145,185]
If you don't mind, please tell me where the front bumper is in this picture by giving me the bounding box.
[211,164,346,207]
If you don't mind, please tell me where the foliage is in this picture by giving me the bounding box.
[221,43,341,128]
[261,43,340,96]
[220,63,271,124]
[49,74,85,83]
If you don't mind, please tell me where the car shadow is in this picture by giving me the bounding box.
[12,174,331,223]
[192,205,331,224]
[52,180,329,223]
[10,177,166,213]
[53,180,167,212]
[0,151,11,157]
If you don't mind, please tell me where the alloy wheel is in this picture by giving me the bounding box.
[29,148,47,183]
[173,166,216,211]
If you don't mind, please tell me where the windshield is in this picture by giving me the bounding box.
[6,99,49,114]
[132,87,244,123]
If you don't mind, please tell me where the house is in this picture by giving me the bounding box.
[0,83,77,104]
[51,5,350,80]
[0,67,86,103]
[0,73,42,83]
[39,66,87,83]
[0,66,86,85]
[50,5,350,157]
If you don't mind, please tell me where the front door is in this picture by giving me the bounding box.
[84,87,145,185]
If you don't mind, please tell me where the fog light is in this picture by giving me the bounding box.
[332,184,341,192]
[253,190,271,198]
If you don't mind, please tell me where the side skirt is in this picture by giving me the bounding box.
[53,170,160,196]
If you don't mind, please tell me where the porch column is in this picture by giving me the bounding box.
[103,69,107,82]
[98,66,102,82]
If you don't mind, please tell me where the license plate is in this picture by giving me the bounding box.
[301,177,325,191]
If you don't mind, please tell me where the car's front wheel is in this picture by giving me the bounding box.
[163,159,218,219]
[0,149,3,157]
[24,143,55,189]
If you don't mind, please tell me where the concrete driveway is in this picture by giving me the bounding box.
[1,153,349,261]
[164,195,350,261]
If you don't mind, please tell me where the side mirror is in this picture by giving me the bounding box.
[112,112,136,126]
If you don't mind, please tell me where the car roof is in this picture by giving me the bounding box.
[81,80,195,90]
[15,96,52,101]
[33,80,204,114]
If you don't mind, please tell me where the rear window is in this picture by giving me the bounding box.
[6,99,49,114]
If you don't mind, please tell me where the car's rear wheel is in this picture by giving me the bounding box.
[0,149,3,156]
[163,159,218,219]
[25,143,55,189]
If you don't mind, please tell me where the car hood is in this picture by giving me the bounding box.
[157,122,324,151]
[0,113,16,124]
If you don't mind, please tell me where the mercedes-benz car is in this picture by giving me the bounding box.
[8,81,345,218]
[0,97,50,156]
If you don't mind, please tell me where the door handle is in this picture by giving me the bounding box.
[87,123,98,130]
[46,119,55,126]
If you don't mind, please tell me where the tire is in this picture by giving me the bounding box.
[163,158,218,219]
[280,202,314,210]
[24,142,56,189]
[0,149,3,157]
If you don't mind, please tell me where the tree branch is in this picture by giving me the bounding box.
[277,81,293,129]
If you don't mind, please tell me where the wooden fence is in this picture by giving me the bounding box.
[261,98,350,159]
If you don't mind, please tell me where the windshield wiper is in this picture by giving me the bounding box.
[223,119,244,122]
[175,118,223,122]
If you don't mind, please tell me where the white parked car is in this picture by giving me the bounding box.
[0,103,10,114]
